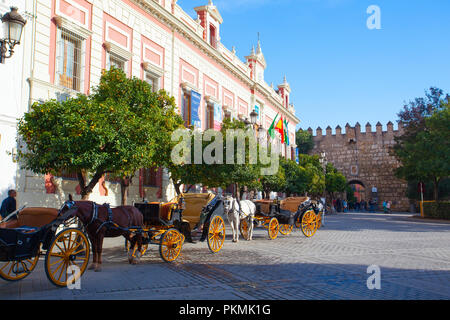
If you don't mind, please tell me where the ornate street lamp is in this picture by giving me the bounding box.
[249,109,258,125]
[1,7,27,64]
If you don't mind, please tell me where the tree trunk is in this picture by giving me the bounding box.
[173,182,181,196]
[120,177,132,206]
[77,170,103,201]
[433,178,441,201]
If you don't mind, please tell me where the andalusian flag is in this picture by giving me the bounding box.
[268,114,279,139]
[284,118,290,146]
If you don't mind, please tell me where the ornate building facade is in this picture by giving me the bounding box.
[10,0,299,207]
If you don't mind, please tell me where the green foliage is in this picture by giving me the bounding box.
[325,163,347,198]
[17,68,183,199]
[168,118,262,195]
[394,96,450,200]
[296,128,314,154]
[346,185,356,203]
[260,157,286,198]
[407,179,450,201]
[423,201,450,220]
[279,156,324,196]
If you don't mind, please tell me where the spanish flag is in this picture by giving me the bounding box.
[275,116,284,144]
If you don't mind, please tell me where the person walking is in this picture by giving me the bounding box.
[342,199,348,213]
[336,198,342,212]
[369,198,374,212]
[0,190,17,219]
[387,201,391,213]
[383,200,387,213]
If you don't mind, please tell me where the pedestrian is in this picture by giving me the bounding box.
[387,201,391,213]
[342,199,347,213]
[0,189,17,219]
[383,200,387,213]
[336,198,342,212]
[369,198,374,212]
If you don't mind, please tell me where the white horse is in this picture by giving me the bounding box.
[223,196,256,242]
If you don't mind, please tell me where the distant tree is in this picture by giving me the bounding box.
[296,128,314,154]
[168,118,262,199]
[259,156,286,199]
[325,163,347,200]
[393,88,450,201]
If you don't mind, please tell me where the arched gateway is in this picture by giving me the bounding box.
[308,122,410,212]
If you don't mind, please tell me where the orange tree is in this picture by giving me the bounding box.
[18,68,183,202]
[168,118,262,198]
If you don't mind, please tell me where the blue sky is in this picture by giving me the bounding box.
[177,0,450,132]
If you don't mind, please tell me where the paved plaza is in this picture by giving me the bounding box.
[1,211,449,300]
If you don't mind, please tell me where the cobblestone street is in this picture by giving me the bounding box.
[1,212,449,300]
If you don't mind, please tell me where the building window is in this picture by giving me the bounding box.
[209,25,217,49]
[143,167,158,187]
[55,169,78,180]
[107,52,127,73]
[55,28,83,91]
[206,103,214,129]
[145,72,160,92]
[182,92,191,128]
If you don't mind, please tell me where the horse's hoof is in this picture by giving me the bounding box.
[88,263,96,270]
[94,266,102,272]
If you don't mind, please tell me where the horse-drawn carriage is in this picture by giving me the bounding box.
[130,192,226,262]
[251,197,323,238]
[0,202,90,287]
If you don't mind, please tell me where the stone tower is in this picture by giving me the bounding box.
[309,122,409,212]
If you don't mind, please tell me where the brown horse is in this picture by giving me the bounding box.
[63,199,144,272]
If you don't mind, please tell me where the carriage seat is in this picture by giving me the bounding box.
[280,197,309,213]
[0,207,59,229]
[182,193,216,229]
[158,202,177,222]
[253,200,273,215]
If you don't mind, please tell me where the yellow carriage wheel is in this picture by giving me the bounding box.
[301,210,318,238]
[268,217,279,240]
[0,254,40,282]
[159,228,183,263]
[239,218,249,240]
[45,228,90,287]
[207,216,226,253]
[279,224,293,235]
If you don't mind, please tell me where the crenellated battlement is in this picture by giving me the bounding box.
[307,120,409,212]
[308,121,404,139]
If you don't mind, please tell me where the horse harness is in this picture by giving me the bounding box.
[86,202,130,234]
[231,199,252,219]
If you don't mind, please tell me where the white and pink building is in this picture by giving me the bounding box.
[6,0,300,207]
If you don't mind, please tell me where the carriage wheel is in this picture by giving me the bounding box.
[239,218,249,240]
[45,228,90,287]
[301,210,318,238]
[279,224,293,235]
[0,254,39,282]
[207,216,226,253]
[159,228,183,263]
[268,217,279,240]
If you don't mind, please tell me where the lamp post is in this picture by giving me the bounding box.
[0,7,27,64]
[319,151,327,225]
